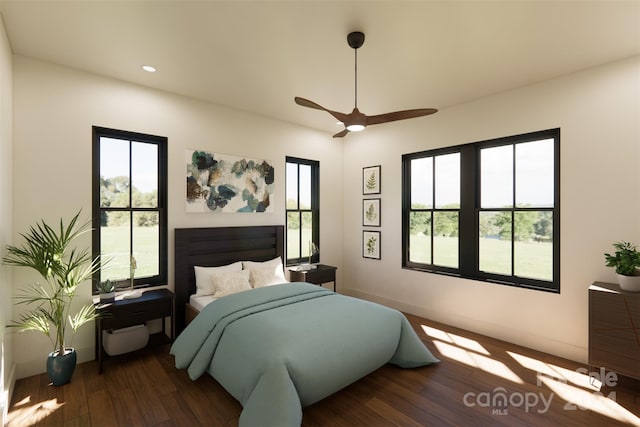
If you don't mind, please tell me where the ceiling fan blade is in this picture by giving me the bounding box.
[294,97,327,111]
[366,108,438,126]
[294,97,349,123]
[333,129,349,138]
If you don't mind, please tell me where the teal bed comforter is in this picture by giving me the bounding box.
[170,282,439,427]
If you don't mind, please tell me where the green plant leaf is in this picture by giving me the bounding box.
[604,241,640,276]
[3,210,101,354]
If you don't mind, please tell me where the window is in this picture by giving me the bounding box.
[92,127,168,291]
[402,128,560,292]
[407,153,461,269]
[285,157,319,265]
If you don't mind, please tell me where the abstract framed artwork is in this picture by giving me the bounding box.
[363,230,381,260]
[362,198,381,227]
[362,165,381,195]
[186,150,274,213]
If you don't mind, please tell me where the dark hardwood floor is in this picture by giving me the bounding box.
[8,314,640,426]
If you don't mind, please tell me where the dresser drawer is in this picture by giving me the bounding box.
[95,288,175,373]
[101,299,171,330]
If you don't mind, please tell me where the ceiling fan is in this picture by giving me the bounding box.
[295,31,438,138]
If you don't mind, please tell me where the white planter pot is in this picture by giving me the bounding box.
[616,274,640,292]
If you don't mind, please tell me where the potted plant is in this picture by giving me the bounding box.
[3,211,101,386]
[97,279,115,303]
[604,241,640,292]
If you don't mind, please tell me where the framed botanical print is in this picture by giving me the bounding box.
[362,198,381,227]
[363,230,381,259]
[362,165,381,195]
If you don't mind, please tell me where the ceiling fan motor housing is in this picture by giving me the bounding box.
[347,31,365,49]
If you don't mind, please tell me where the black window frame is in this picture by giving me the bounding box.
[92,126,168,293]
[285,156,320,265]
[402,128,560,293]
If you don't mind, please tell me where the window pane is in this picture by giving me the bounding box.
[433,211,458,268]
[514,211,553,281]
[299,164,311,209]
[411,157,433,209]
[132,142,158,208]
[132,212,159,279]
[513,210,537,242]
[301,212,313,258]
[101,212,131,283]
[481,145,513,208]
[516,139,554,208]
[100,137,130,208]
[287,212,300,260]
[435,153,460,208]
[286,163,298,209]
[479,211,511,275]
[409,211,431,264]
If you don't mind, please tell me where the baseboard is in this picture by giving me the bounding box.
[342,286,587,364]
[16,343,95,380]
[2,363,16,425]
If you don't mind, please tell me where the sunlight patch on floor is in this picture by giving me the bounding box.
[422,324,522,383]
[539,376,640,426]
[509,350,640,426]
[431,340,523,384]
[421,325,490,355]
[7,396,64,427]
[507,351,602,390]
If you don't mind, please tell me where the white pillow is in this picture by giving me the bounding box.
[194,262,243,296]
[210,269,252,297]
[243,257,288,287]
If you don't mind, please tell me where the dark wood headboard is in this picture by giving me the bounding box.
[174,225,284,334]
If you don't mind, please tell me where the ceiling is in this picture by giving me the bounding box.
[1,1,639,135]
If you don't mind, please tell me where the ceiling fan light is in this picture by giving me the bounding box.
[346,124,365,132]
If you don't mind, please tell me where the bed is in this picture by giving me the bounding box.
[171,226,439,427]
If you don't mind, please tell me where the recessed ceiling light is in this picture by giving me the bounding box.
[142,65,156,73]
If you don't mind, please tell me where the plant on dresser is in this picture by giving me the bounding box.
[97,279,116,303]
[604,241,640,292]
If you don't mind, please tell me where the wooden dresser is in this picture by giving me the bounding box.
[588,282,640,380]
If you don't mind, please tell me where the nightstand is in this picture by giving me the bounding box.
[288,264,337,292]
[95,288,174,373]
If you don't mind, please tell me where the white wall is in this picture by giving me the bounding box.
[0,9,13,425]
[9,50,639,379]
[11,56,344,378]
[342,56,640,363]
